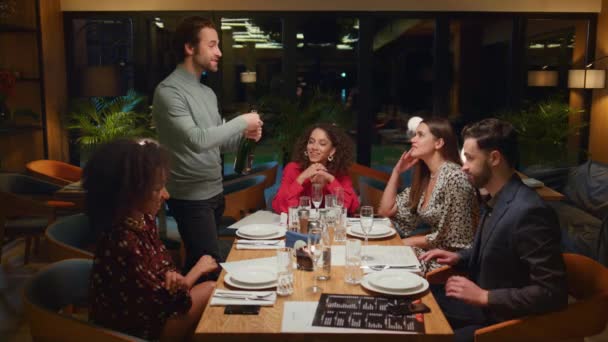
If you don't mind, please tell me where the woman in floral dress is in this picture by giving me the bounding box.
[378,118,479,272]
[84,138,217,341]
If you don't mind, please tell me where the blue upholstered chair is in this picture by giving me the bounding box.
[223,161,279,190]
[23,259,146,342]
[46,213,94,261]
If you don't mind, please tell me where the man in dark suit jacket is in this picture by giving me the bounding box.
[420,118,568,341]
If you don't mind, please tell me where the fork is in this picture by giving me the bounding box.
[236,240,281,245]
[213,291,274,300]
[362,265,418,271]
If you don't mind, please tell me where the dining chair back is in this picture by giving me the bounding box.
[46,213,95,261]
[23,259,146,342]
[0,173,59,264]
[223,161,279,190]
[26,159,82,186]
[223,174,267,221]
[359,176,387,212]
[348,163,391,194]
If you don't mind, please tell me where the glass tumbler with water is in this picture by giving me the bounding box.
[276,247,295,296]
[345,239,363,284]
[360,205,374,261]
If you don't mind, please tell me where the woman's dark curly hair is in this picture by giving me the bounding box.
[82,138,170,235]
[291,123,354,176]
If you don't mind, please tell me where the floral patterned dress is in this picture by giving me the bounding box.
[394,162,479,271]
[89,216,191,340]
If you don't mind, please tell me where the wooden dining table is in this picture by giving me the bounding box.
[194,221,453,341]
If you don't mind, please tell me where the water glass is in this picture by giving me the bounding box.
[307,226,323,293]
[333,187,345,208]
[299,196,311,210]
[288,205,300,232]
[360,205,374,261]
[276,247,295,296]
[333,207,347,243]
[345,239,363,284]
[324,194,336,209]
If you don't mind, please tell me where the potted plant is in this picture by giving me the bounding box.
[498,97,585,169]
[258,88,354,165]
[67,89,155,162]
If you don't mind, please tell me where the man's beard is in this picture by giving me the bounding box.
[471,163,492,189]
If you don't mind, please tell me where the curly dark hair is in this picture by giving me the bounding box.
[82,138,170,235]
[291,123,354,176]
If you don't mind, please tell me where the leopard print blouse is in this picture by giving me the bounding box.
[394,161,479,271]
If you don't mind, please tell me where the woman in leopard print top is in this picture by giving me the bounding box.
[378,118,479,271]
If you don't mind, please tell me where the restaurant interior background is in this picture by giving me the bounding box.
[2,0,607,176]
[59,10,595,174]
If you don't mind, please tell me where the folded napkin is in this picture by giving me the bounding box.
[236,239,286,250]
[210,289,276,306]
[285,230,308,248]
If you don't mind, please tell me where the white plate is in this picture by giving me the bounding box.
[347,227,396,239]
[236,229,286,240]
[224,274,277,290]
[350,223,392,236]
[522,178,544,188]
[367,269,422,291]
[237,224,279,237]
[361,274,429,296]
[230,267,277,285]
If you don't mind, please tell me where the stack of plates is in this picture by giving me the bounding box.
[361,269,429,296]
[348,223,395,239]
[236,224,285,240]
[225,266,278,289]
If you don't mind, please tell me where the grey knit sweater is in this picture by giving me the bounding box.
[152,65,247,200]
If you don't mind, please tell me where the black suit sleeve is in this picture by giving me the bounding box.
[487,206,568,319]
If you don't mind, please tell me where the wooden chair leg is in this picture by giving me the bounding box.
[24,237,32,264]
[33,235,40,255]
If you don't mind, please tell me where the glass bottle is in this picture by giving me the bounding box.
[233,107,258,174]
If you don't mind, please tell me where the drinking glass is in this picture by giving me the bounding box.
[360,205,374,261]
[334,187,345,208]
[307,226,323,293]
[345,239,363,284]
[333,207,347,243]
[311,183,323,219]
[299,196,311,210]
[276,247,295,296]
[324,194,336,209]
[288,205,300,232]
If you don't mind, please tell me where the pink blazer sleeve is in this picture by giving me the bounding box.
[272,162,305,213]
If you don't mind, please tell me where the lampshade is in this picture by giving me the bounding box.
[568,69,606,89]
[527,70,558,87]
[240,71,257,84]
[80,65,122,97]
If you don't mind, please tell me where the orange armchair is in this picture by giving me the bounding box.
[26,160,82,186]
[426,254,608,341]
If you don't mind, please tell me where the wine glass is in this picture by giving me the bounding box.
[307,226,323,293]
[360,206,374,261]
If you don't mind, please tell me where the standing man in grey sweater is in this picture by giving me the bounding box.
[152,16,262,275]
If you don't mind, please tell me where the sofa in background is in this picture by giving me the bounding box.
[527,160,608,266]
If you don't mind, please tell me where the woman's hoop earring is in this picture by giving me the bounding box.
[328,154,334,162]
[304,151,308,157]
